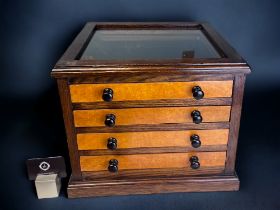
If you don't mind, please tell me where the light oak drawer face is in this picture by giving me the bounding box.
[80,152,226,172]
[73,106,231,127]
[77,129,229,150]
[70,81,233,103]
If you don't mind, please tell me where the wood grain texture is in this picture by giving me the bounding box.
[70,81,233,103]
[80,152,226,171]
[81,167,226,180]
[52,66,250,78]
[67,174,239,198]
[76,122,230,133]
[57,23,95,64]
[225,74,245,173]
[50,22,250,197]
[51,22,251,78]
[202,23,242,60]
[73,106,231,127]
[52,22,245,65]
[73,98,232,110]
[79,145,228,156]
[57,79,81,179]
[69,74,234,84]
[77,129,229,150]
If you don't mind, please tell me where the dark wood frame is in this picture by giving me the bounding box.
[68,174,239,198]
[51,22,250,78]
[51,22,251,198]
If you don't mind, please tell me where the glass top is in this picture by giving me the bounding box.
[80,29,221,60]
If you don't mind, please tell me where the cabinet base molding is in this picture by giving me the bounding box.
[67,173,239,198]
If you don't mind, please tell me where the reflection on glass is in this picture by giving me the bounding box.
[80,29,221,60]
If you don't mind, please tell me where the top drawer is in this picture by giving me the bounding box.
[70,81,233,103]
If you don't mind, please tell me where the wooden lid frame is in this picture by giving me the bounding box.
[51,22,251,78]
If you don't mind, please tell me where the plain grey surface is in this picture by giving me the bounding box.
[1,0,280,209]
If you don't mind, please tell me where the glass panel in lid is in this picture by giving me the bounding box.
[80,29,221,60]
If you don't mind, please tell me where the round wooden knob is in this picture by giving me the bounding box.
[105,114,116,127]
[107,137,117,150]
[108,159,118,172]
[102,88,113,102]
[192,86,204,100]
[191,110,202,124]
[189,156,200,169]
[190,134,201,148]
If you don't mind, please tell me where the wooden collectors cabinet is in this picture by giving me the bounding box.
[51,22,251,198]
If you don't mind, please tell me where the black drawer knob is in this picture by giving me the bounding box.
[190,134,201,148]
[105,114,116,127]
[108,159,118,172]
[102,88,113,102]
[191,110,203,124]
[107,137,117,150]
[192,86,204,100]
[189,156,200,169]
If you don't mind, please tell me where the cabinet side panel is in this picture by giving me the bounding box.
[225,74,245,173]
[57,79,82,179]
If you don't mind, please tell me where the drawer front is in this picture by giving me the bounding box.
[73,106,231,127]
[80,152,226,172]
[77,129,229,150]
[70,81,233,103]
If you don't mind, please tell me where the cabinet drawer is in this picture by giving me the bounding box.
[70,81,233,103]
[77,129,229,150]
[80,152,226,172]
[73,106,231,127]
